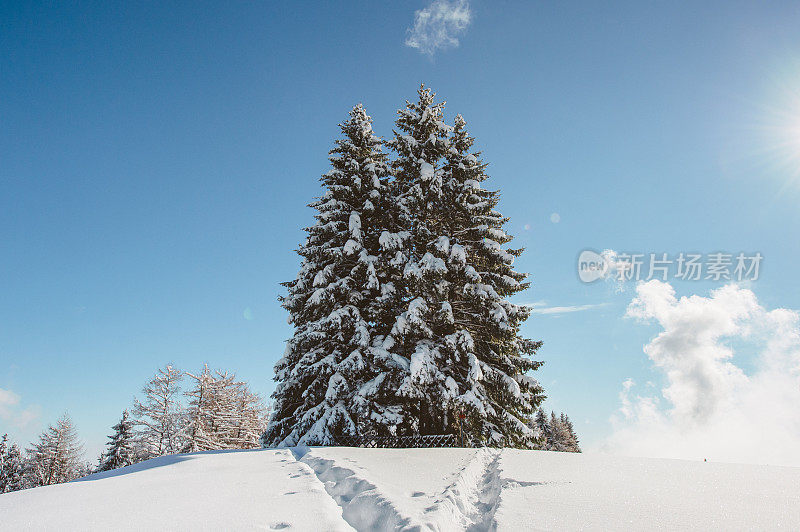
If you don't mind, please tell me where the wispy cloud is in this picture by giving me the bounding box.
[0,387,40,431]
[601,280,800,466]
[405,0,472,56]
[526,302,608,315]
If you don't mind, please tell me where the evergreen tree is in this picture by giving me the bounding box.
[265,104,393,446]
[548,411,573,452]
[559,413,581,453]
[0,433,7,489]
[378,86,545,446]
[370,85,454,437]
[1,438,26,492]
[26,414,84,487]
[436,112,544,446]
[132,364,184,457]
[532,408,551,449]
[1,434,26,493]
[98,410,137,472]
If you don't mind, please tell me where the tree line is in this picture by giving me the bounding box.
[0,364,268,494]
[531,409,581,453]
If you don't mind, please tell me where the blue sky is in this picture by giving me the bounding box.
[2,1,800,462]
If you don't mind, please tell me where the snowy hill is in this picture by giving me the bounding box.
[1,447,799,531]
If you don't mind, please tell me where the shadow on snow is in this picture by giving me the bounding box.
[73,448,270,482]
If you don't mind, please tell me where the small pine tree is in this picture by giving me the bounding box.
[132,364,185,457]
[98,410,137,472]
[1,434,26,493]
[532,408,551,449]
[0,434,7,490]
[2,439,26,492]
[548,411,573,452]
[25,414,85,487]
[560,413,581,453]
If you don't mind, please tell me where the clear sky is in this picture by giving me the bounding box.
[2,1,800,464]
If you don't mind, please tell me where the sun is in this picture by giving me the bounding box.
[745,68,800,190]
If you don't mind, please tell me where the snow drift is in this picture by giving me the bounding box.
[1,447,799,530]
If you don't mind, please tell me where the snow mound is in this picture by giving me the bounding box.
[0,449,353,531]
[2,447,800,531]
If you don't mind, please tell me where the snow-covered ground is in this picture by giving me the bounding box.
[2,447,799,531]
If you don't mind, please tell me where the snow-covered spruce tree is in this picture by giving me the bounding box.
[25,414,85,487]
[533,407,553,449]
[132,364,184,457]
[265,104,393,446]
[366,85,454,437]
[563,414,581,452]
[548,411,573,452]
[551,413,580,453]
[436,113,544,447]
[0,435,25,492]
[376,86,544,446]
[97,410,137,472]
[0,434,7,490]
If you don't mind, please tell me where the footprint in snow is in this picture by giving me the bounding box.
[270,522,291,530]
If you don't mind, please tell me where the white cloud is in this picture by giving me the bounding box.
[601,280,800,466]
[521,299,548,307]
[405,0,472,56]
[0,387,40,431]
[528,302,608,315]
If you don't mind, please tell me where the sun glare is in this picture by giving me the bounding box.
[746,69,800,190]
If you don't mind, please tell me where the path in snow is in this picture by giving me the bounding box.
[465,449,502,531]
[300,446,490,530]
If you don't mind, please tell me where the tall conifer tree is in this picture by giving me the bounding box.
[375,86,456,436]
[376,87,544,446]
[265,104,393,446]
[436,113,545,446]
